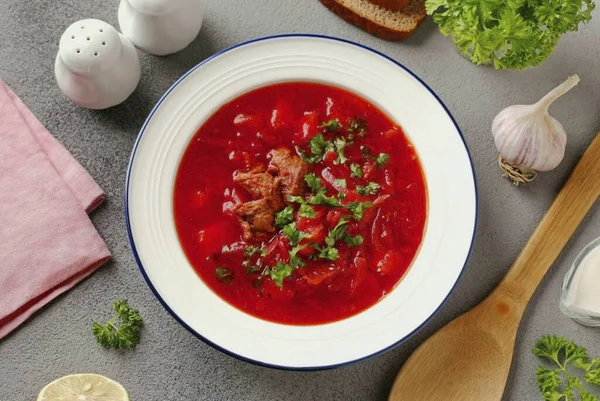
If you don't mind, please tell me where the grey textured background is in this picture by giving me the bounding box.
[1,1,600,400]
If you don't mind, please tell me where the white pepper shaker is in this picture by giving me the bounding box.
[118,0,204,56]
[55,19,141,110]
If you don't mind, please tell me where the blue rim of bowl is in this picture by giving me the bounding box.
[124,33,479,371]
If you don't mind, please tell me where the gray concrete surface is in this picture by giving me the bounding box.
[1,1,600,400]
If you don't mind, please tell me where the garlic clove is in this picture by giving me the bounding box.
[492,75,579,179]
[492,104,567,172]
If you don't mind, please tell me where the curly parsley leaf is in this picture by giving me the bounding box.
[350,163,363,179]
[356,182,381,196]
[275,206,295,226]
[533,335,600,401]
[536,366,561,395]
[92,300,143,350]
[375,153,390,168]
[319,119,342,133]
[348,201,373,221]
[298,203,316,218]
[427,0,595,70]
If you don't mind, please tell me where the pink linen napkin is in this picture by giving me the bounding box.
[0,79,111,339]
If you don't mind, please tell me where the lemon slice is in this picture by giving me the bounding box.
[37,374,129,401]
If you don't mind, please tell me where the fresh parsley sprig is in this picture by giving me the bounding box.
[533,335,600,400]
[92,300,143,350]
[427,0,595,70]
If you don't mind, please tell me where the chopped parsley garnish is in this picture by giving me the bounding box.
[244,246,267,258]
[333,137,349,165]
[215,267,234,285]
[318,246,339,261]
[333,178,347,190]
[244,264,262,274]
[361,146,375,160]
[282,222,311,245]
[289,245,306,269]
[314,218,350,261]
[268,262,293,288]
[305,173,342,207]
[314,216,362,260]
[350,163,363,179]
[348,201,373,221]
[344,234,364,247]
[348,117,367,137]
[325,217,350,247]
[265,246,307,289]
[375,153,390,168]
[319,119,342,132]
[275,206,294,226]
[299,134,335,164]
[287,195,305,204]
[309,193,342,207]
[298,203,316,218]
[356,182,381,196]
[305,172,324,193]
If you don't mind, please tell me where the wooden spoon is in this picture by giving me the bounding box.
[389,132,600,401]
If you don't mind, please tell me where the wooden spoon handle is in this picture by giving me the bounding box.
[498,132,600,305]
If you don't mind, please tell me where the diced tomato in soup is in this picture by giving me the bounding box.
[174,83,426,325]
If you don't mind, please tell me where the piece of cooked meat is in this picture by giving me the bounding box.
[267,148,310,199]
[233,165,284,210]
[234,199,276,240]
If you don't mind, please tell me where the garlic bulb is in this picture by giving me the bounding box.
[492,75,580,184]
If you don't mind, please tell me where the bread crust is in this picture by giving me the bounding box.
[319,0,427,41]
[368,0,409,11]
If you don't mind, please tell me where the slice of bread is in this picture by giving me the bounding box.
[319,0,427,41]
[369,0,409,11]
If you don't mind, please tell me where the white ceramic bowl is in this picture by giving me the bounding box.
[126,34,477,370]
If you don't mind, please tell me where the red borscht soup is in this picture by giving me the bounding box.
[174,82,426,325]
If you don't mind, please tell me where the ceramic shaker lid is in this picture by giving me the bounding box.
[58,19,122,75]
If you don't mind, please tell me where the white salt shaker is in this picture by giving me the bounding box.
[118,0,204,56]
[55,19,141,110]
